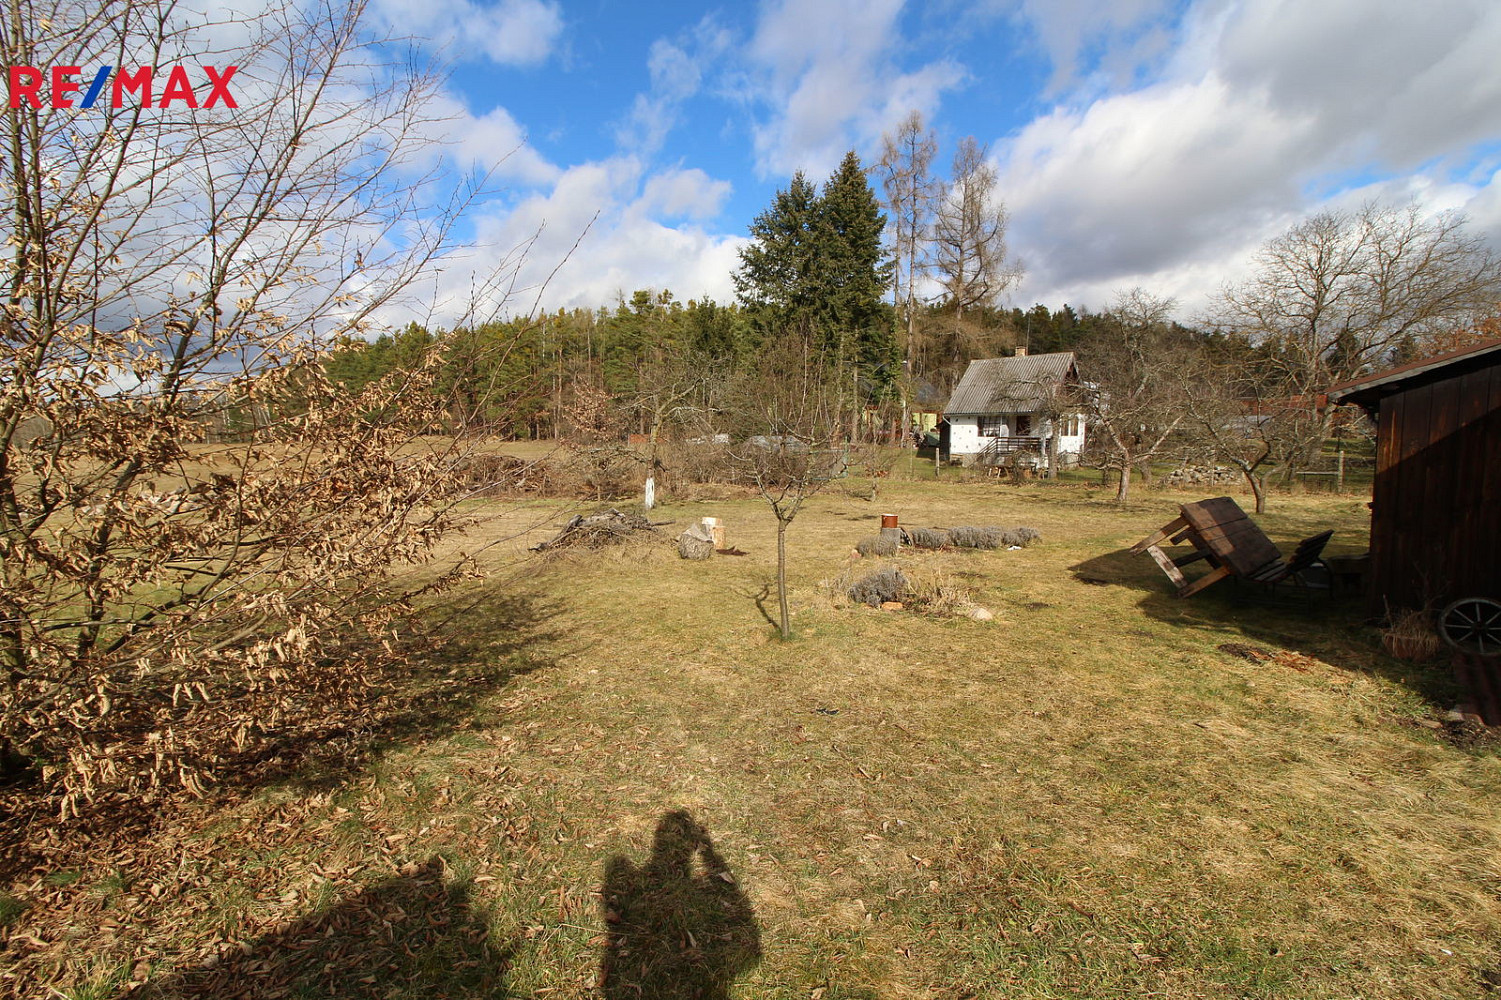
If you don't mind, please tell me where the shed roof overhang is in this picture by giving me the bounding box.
[1326,338,1501,416]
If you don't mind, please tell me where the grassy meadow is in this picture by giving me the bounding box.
[4,473,1500,999]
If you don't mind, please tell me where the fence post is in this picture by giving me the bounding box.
[1336,449,1345,493]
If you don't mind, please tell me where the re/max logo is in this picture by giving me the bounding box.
[6,65,238,109]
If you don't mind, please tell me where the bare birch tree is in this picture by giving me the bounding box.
[878,111,938,384]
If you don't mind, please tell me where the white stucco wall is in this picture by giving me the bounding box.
[948,412,1087,461]
[947,416,987,456]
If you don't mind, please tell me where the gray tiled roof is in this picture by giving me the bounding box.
[944,353,1077,414]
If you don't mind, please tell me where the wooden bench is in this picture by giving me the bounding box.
[1131,496,1333,597]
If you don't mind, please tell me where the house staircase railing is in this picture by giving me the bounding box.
[978,436,1043,466]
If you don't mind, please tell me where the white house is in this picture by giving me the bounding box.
[942,350,1087,470]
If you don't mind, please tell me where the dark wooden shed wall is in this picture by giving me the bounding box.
[1367,361,1501,612]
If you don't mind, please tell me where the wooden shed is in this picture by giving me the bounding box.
[1327,338,1501,614]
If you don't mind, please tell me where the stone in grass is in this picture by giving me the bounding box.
[855,534,899,558]
[848,565,908,608]
[881,601,904,611]
[903,526,950,550]
[677,523,715,560]
[967,606,995,621]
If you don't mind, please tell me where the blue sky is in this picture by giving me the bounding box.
[365,0,1501,324]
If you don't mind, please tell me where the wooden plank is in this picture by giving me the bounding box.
[1130,516,1188,554]
[1420,377,1464,600]
[1445,368,1488,605]
[1247,563,1287,583]
[1179,497,1248,533]
[1394,382,1435,610]
[1473,364,1501,602]
[1197,525,1281,575]
[1144,544,1188,588]
[1178,564,1232,597]
[1366,390,1402,612]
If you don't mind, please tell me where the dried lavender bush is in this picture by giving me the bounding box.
[902,527,950,549]
[848,566,909,607]
[946,526,1004,549]
[1001,527,1042,547]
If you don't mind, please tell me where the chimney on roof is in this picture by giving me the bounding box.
[1014,346,1028,357]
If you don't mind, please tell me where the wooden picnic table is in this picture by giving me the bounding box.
[1131,496,1332,597]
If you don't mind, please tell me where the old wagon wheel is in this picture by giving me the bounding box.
[1439,597,1501,656]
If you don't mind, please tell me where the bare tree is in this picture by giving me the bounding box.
[0,0,519,816]
[1177,351,1323,514]
[878,112,938,387]
[1077,290,1193,503]
[1212,203,1501,447]
[932,137,1022,319]
[628,350,722,510]
[729,335,845,640]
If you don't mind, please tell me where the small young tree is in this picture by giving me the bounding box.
[729,335,845,639]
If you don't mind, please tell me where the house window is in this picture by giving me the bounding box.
[979,415,1008,436]
[1015,415,1032,435]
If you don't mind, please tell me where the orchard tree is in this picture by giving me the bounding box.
[1077,290,1194,503]
[1178,344,1323,514]
[729,335,845,640]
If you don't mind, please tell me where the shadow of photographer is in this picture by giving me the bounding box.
[599,810,762,1000]
[143,857,513,999]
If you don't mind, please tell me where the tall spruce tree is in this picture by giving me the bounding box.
[733,171,821,335]
[816,151,896,388]
[734,154,894,389]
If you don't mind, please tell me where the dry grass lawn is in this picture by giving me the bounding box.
[4,477,1499,999]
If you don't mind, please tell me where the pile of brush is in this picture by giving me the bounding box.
[531,508,661,551]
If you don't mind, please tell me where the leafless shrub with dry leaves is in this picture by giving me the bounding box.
[0,0,543,822]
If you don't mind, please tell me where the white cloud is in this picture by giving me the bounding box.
[744,0,965,178]
[1214,0,1501,169]
[998,0,1501,317]
[383,158,747,327]
[1001,0,1182,93]
[370,0,563,67]
[616,19,733,156]
[637,168,732,220]
[450,104,561,185]
[1002,74,1312,293]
